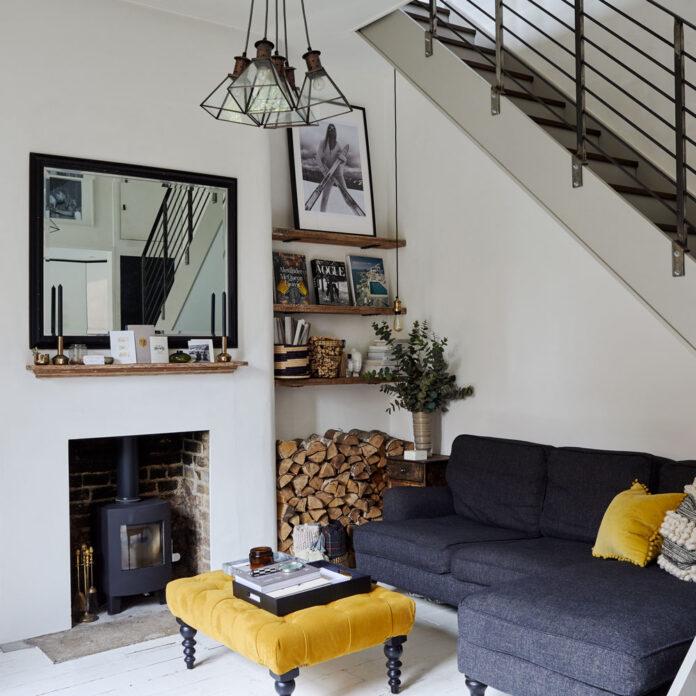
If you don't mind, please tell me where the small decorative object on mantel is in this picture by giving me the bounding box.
[32,347,50,365]
[109,330,137,365]
[127,325,155,364]
[188,339,215,363]
[169,350,192,364]
[149,336,169,364]
[366,320,474,455]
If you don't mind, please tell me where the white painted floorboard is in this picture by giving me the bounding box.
[0,596,510,696]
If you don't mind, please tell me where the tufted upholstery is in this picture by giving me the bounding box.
[166,570,415,676]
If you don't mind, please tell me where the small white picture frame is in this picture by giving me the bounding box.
[109,330,136,364]
[187,339,215,363]
[149,336,169,364]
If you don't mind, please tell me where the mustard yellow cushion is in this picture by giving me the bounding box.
[592,481,685,567]
[166,570,415,675]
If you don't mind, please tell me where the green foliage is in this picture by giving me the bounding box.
[365,320,474,415]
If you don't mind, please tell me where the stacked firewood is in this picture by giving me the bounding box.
[276,429,412,554]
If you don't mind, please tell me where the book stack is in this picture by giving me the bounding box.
[362,340,394,374]
[274,316,311,345]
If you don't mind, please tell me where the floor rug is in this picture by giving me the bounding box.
[26,606,179,663]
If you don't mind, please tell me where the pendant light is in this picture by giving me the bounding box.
[200,2,262,126]
[227,1,295,119]
[295,0,352,125]
[392,69,404,333]
[201,0,350,128]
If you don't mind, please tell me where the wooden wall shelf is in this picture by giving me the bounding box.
[273,228,406,249]
[273,304,406,316]
[275,377,391,387]
[27,362,248,378]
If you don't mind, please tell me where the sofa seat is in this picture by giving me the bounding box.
[451,537,592,585]
[459,561,696,696]
[353,515,535,574]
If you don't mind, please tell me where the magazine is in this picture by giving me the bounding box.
[224,557,322,593]
[311,259,351,306]
[346,255,390,307]
[273,252,310,305]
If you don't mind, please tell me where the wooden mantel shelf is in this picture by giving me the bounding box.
[273,228,406,249]
[27,361,248,378]
[273,304,406,316]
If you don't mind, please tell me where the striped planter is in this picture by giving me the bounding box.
[274,345,310,379]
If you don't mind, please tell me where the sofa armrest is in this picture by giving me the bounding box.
[382,486,455,521]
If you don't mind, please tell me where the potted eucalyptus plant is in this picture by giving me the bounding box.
[366,320,473,453]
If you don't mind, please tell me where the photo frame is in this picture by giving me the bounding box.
[187,339,214,363]
[44,169,94,226]
[288,105,376,237]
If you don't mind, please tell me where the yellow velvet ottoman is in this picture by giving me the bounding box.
[166,570,416,695]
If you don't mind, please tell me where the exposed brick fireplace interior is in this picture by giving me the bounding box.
[69,431,210,603]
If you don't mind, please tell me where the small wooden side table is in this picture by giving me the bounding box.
[386,454,449,488]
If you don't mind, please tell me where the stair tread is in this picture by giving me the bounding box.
[532,116,601,137]
[504,89,565,108]
[612,184,677,200]
[465,60,533,82]
[405,11,476,36]
[566,149,639,168]
[657,222,696,234]
[410,0,450,17]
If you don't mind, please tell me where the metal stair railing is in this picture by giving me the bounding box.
[141,184,212,325]
[422,0,696,277]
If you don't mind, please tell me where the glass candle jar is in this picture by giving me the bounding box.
[69,344,87,364]
[248,546,274,569]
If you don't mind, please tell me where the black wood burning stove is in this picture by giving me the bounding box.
[96,436,172,614]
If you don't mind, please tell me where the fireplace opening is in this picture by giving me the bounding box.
[69,431,210,621]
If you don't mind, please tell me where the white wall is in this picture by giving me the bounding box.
[0,0,275,643]
[388,75,696,459]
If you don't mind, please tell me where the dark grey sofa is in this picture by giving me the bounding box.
[353,434,696,696]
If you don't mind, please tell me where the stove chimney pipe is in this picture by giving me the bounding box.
[116,436,140,503]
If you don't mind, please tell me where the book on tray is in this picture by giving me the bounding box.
[311,259,351,306]
[223,556,322,593]
[273,252,309,305]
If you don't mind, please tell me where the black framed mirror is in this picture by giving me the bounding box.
[29,153,237,349]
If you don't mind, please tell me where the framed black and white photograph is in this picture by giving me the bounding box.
[44,170,94,225]
[187,339,214,363]
[288,105,376,237]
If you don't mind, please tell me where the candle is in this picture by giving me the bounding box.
[222,291,227,337]
[57,284,63,337]
[210,293,216,337]
[51,286,56,336]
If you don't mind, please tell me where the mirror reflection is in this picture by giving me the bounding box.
[42,165,229,339]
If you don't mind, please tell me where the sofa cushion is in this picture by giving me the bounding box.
[657,460,696,493]
[540,447,653,542]
[446,434,549,534]
[352,515,534,574]
[450,537,592,585]
[459,561,696,696]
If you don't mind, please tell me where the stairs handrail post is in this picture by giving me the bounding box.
[572,0,586,188]
[673,17,687,277]
[491,0,503,115]
[161,202,168,321]
[425,0,438,57]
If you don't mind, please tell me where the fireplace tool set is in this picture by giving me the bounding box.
[74,544,99,623]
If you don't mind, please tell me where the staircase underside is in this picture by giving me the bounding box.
[360,8,696,351]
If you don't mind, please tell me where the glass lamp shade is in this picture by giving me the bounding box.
[296,50,352,124]
[228,40,295,117]
[200,56,262,126]
[262,65,313,129]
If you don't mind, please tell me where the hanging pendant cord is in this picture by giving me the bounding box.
[243,0,255,56]
[275,0,279,52]
[283,0,290,60]
[264,0,269,39]
[394,69,400,299]
[300,0,312,51]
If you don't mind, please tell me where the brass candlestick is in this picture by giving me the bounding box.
[52,336,69,365]
[216,335,232,362]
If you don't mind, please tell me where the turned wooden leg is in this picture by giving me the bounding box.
[384,635,407,694]
[176,618,197,669]
[465,677,487,695]
[269,667,299,695]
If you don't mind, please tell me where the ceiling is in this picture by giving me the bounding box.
[121,0,405,41]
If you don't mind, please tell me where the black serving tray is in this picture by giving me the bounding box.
[232,561,372,616]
